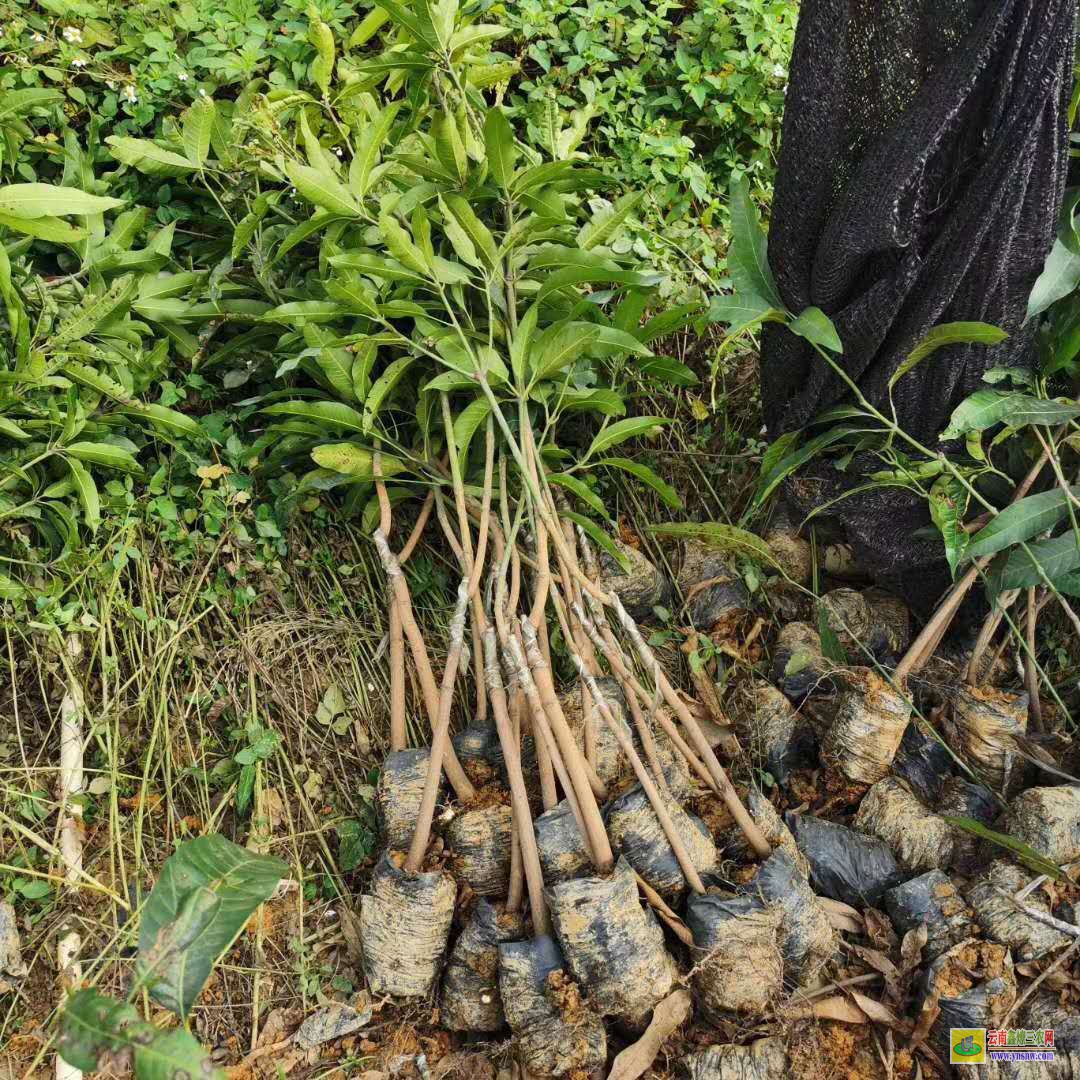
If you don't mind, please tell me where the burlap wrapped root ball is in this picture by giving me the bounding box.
[446,802,513,897]
[737,679,815,784]
[965,861,1073,961]
[720,788,808,875]
[441,901,526,1032]
[606,783,718,899]
[376,748,433,851]
[772,622,834,702]
[819,588,874,658]
[681,1037,789,1080]
[1001,785,1080,864]
[535,800,593,885]
[547,856,676,1030]
[935,776,998,875]
[599,539,672,623]
[561,676,633,789]
[884,870,975,961]
[863,587,912,656]
[499,935,606,1077]
[852,777,954,873]
[944,685,1028,796]
[359,852,456,998]
[821,667,910,786]
[677,541,752,632]
[685,893,784,1021]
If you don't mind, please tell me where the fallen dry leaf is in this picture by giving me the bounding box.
[607,989,692,1080]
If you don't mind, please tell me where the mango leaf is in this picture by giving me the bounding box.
[751,425,859,510]
[597,457,681,509]
[967,487,1080,559]
[263,400,367,433]
[61,362,134,404]
[1028,236,1080,321]
[66,441,141,474]
[636,356,697,387]
[0,183,124,219]
[578,191,643,251]
[928,474,968,578]
[646,522,779,567]
[889,322,1008,390]
[0,212,87,244]
[942,390,1080,440]
[561,510,630,571]
[311,443,405,478]
[941,817,1062,880]
[707,291,784,337]
[585,416,671,458]
[548,473,609,518]
[987,533,1080,592]
[66,457,100,533]
[442,194,498,270]
[727,175,783,310]
[182,96,215,167]
[309,14,336,95]
[788,306,842,353]
[137,835,286,1018]
[530,321,649,384]
[285,161,363,218]
[452,397,490,472]
[0,416,30,441]
[483,107,516,189]
[106,136,198,177]
[58,989,225,1080]
[363,356,415,432]
[50,275,138,346]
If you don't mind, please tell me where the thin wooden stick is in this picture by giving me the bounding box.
[1024,586,1042,729]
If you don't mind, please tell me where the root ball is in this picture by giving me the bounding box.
[851,777,954,873]
[561,677,632,789]
[883,870,975,961]
[772,622,832,702]
[535,800,593,885]
[678,541,752,632]
[446,803,513,897]
[944,685,1028,796]
[1001,784,1080,865]
[681,1037,789,1080]
[965,861,1072,961]
[600,540,671,623]
[820,667,910,785]
[359,853,456,998]
[376,748,433,851]
[935,776,998,875]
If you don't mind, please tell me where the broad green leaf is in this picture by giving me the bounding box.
[231,193,270,259]
[989,533,1080,592]
[264,400,367,433]
[304,325,357,403]
[637,356,698,387]
[61,362,134,404]
[448,22,508,56]
[348,6,390,46]
[585,416,671,458]
[483,105,516,190]
[378,212,429,275]
[1028,236,1080,321]
[928,474,968,579]
[534,265,655,303]
[432,110,467,184]
[554,388,626,416]
[311,443,405,478]
[452,398,490,472]
[942,390,1080,440]
[510,302,539,385]
[727,175,783,309]
[788,306,842,353]
[442,194,498,269]
[106,136,197,177]
[0,183,124,219]
[548,472,608,518]
[137,835,286,1018]
[0,88,63,121]
[131,404,206,441]
[561,510,630,571]
[530,321,649,384]
[941,817,1063,880]
[262,300,345,323]
[967,487,1080,559]
[0,417,30,441]
[309,14,336,95]
[182,96,215,167]
[647,522,779,566]
[66,441,141,474]
[890,322,1008,390]
[50,275,138,346]
[364,356,414,432]
[598,456,682,509]
[707,291,784,337]
[578,191,643,250]
[0,212,87,244]
[66,457,100,533]
[350,102,401,199]
[285,161,363,218]
[58,989,225,1080]
[751,425,859,510]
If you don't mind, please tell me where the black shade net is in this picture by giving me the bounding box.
[761,0,1077,612]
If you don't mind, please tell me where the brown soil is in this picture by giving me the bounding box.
[790,1020,926,1080]
[462,784,510,811]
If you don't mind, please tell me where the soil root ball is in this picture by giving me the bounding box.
[892,720,953,805]
[740,680,816,785]
[764,527,813,587]
[548,856,677,1029]
[744,848,836,985]
[924,940,1015,1066]
[863,587,912,655]
[681,1036,789,1080]
[599,540,672,623]
[820,588,873,657]
[441,901,526,1032]
[685,893,784,1020]
[562,678,632,788]
[852,777,954,873]
[446,803,513,897]
[820,667,910,786]
[772,622,833,702]
[935,776,998,875]
[721,789,808,876]
[376,749,433,851]
[944,685,1028,796]
[498,935,607,1077]
[1001,784,1080,864]
[606,784,718,899]
[786,812,904,907]
[1019,990,1080,1067]
[535,800,593,885]
[654,724,694,800]
[965,861,1072,961]
[677,541,752,631]
[883,870,975,961]
[359,852,456,998]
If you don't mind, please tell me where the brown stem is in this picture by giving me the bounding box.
[406,580,471,872]
[503,632,558,810]
[374,455,408,754]
[1025,586,1042,730]
[633,870,694,947]
[965,589,1020,685]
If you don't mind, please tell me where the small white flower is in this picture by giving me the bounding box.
[198,86,207,96]
[334,147,343,157]
[31,31,45,43]
[71,57,86,67]
[122,84,138,103]
[177,71,188,81]
[62,25,82,43]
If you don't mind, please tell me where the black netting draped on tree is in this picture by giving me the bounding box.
[761,0,1077,612]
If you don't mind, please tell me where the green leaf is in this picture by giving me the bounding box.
[106,136,198,177]
[350,102,401,199]
[578,191,643,250]
[285,161,363,218]
[751,425,858,510]
[452,397,490,472]
[646,522,779,566]
[61,362,134,404]
[928,474,968,579]
[66,441,142,474]
[0,183,124,220]
[989,533,1080,592]
[727,174,783,309]
[816,604,849,664]
[311,443,405,478]
[131,404,206,441]
[941,817,1063,880]
[942,390,1080,440]
[364,356,415,432]
[0,212,87,244]
[0,573,25,601]
[890,322,1008,390]
[51,275,138,346]
[1028,237,1080,321]
[707,290,784,337]
[530,321,650,384]
[561,510,630,571]
[58,989,225,1080]
[231,193,271,259]
[182,96,215,167]
[432,110,467,184]
[309,15,336,95]
[442,194,498,270]
[548,472,609,518]
[483,107,516,189]
[967,487,1080,559]
[264,400,367,433]
[585,416,671,458]
[788,306,842,353]
[0,416,30,441]
[66,457,100,534]
[137,835,286,1018]
[534,266,655,303]
[597,457,681,509]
